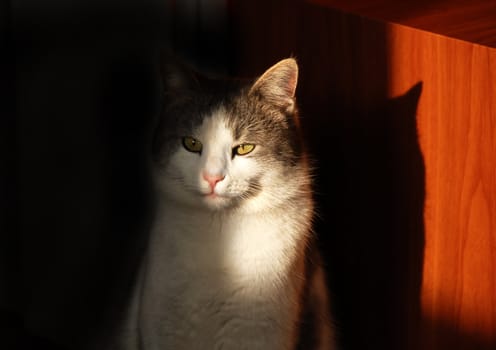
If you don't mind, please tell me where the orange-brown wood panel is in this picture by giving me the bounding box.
[388,25,496,348]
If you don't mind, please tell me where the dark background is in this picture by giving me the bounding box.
[4,1,167,348]
[2,1,425,349]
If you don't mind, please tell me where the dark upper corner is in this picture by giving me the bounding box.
[309,0,496,48]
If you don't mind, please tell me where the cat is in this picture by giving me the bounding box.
[114,58,337,350]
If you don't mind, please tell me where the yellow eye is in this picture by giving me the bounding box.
[182,136,203,153]
[234,143,255,156]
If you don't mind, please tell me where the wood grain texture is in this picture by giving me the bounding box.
[387,22,496,349]
[229,1,496,349]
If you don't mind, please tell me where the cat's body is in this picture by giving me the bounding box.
[114,58,336,350]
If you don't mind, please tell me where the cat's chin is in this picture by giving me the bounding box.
[201,193,233,210]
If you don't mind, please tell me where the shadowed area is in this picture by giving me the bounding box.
[5,2,164,348]
[229,2,426,349]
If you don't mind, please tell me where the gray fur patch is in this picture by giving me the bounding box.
[153,75,305,174]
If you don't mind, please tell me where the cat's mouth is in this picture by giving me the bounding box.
[200,190,237,205]
[202,192,228,200]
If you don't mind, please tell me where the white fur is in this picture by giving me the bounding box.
[121,109,314,350]
[139,206,306,350]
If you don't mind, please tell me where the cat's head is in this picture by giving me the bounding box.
[152,58,311,213]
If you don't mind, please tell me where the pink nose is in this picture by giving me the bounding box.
[202,172,225,190]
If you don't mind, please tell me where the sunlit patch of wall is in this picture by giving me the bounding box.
[385,8,496,349]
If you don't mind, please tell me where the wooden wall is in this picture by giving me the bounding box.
[229,1,496,349]
[387,22,496,350]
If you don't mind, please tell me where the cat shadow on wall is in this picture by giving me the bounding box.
[307,82,425,350]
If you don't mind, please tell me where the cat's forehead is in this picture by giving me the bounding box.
[166,86,288,145]
[197,107,234,142]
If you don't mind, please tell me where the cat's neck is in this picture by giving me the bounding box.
[151,197,306,284]
[153,195,307,251]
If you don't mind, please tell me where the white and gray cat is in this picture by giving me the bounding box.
[113,58,337,350]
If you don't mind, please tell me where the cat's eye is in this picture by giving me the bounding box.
[182,136,203,153]
[233,144,255,156]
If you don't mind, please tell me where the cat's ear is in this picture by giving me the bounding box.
[249,58,298,114]
[159,54,199,95]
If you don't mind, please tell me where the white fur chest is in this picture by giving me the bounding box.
[139,203,306,350]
